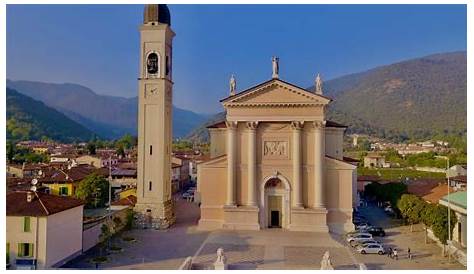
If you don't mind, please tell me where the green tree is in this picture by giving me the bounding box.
[359,139,371,151]
[116,134,136,150]
[116,145,126,158]
[87,140,97,155]
[397,194,425,232]
[75,173,109,208]
[6,141,16,163]
[99,223,111,255]
[429,204,458,254]
[125,209,135,230]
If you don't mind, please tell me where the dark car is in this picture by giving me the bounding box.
[367,227,386,237]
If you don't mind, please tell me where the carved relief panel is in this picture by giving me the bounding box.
[263,140,289,159]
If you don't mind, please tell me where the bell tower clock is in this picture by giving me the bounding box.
[135,4,176,228]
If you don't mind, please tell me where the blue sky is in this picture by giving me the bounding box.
[6,4,466,114]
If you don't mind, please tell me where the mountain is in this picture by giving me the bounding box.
[6,88,96,142]
[6,80,210,139]
[322,51,466,140]
[186,112,226,143]
[187,51,467,143]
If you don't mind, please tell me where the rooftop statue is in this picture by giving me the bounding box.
[315,73,323,94]
[230,74,236,96]
[272,56,279,79]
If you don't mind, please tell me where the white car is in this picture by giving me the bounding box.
[356,243,385,255]
[182,192,193,199]
[352,239,380,247]
[346,233,373,244]
[356,224,373,230]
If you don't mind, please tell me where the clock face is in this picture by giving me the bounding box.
[147,52,159,75]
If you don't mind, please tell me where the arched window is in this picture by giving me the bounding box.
[146,51,160,76]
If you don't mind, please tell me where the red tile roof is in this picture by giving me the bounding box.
[39,165,99,184]
[422,184,455,204]
[6,191,84,216]
[407,179,443,197]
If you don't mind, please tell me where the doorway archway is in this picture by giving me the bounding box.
[260,173,291,229]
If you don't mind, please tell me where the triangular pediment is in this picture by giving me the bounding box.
[222,79,331,107]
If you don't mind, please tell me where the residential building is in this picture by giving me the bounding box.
[363,153,386,168]
[76,154,118,169]
[6,191,84,269]
[439,191,467,248]
[50,154,76,164]
[171,163,182,193]
[447,165,467,178]
[38,165,105,196]
[449,175,467,191]
[7,164,23,178]
[172,155,191,190]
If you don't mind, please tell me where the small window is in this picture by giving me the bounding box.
[23,217,31,232]
[6,243,10,264]
[149,181,152,191]
[150,145,153,155]
[59,186,69,196]
[17,243,34,258]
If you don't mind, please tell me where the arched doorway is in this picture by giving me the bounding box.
[260,173,291,229]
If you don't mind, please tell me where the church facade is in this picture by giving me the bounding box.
[197,61,357,234]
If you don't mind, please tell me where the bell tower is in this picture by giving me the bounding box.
[135,4,175,228]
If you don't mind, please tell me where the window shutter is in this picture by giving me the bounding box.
[28,244,34,257]
[23,217,31,232]
[18,243,23,257]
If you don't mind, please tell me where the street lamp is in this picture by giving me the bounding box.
[437,155,451,261]
[108,155,112,213]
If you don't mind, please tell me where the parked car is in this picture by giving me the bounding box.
[355,223,373,230]
[182,192,193,200]
[366,227,386,237]
[346,233,373,244]
[356,243,385,255]
[352,239,381,248]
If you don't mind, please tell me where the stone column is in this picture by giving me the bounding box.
[313,121,326,208]
[226,121,238,206]
[246,121,258,206]
[291,121,304,208]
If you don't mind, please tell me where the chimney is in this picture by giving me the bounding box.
[26,191,35,203]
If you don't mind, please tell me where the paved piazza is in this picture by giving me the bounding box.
[63,196,465,270]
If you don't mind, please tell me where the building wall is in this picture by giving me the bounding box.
[7,165,23,178]
[198,121,355,233]
[43,183,75,197]
[119,188,137,199]
[6,215,44,269]
[76,155,101,168]
[209,128,226,158]
[6,205,83,269]
[44,206,83,267]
